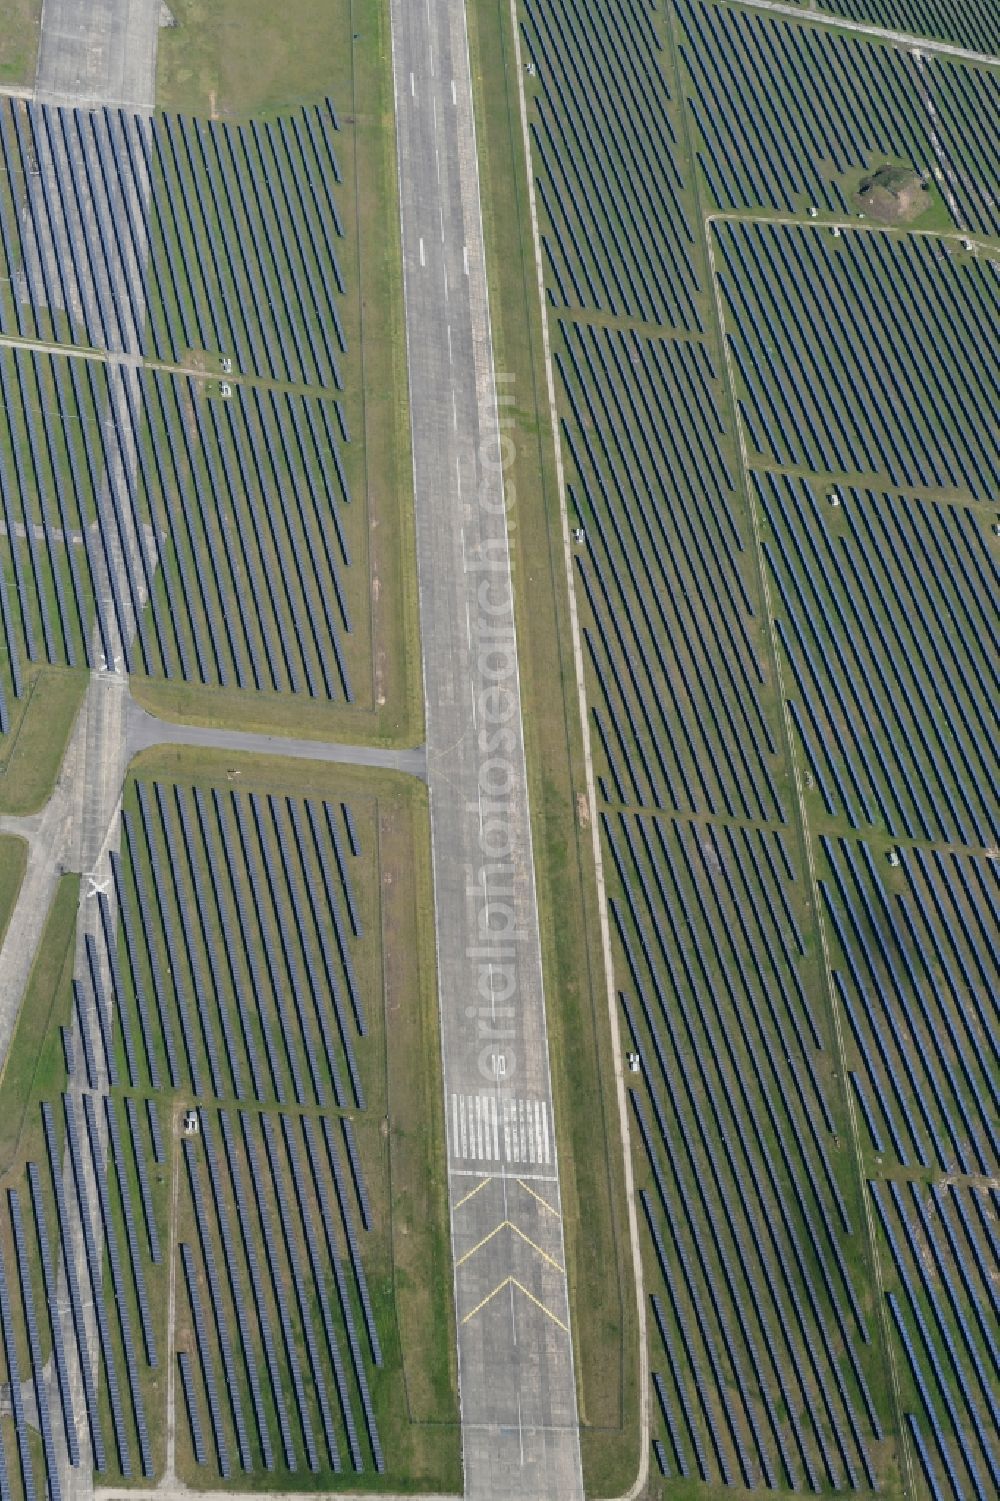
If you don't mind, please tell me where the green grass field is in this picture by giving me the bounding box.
[0,668,86,815]
[466,0,642,1489]
[0,872,75,1178]
[0,0,39,86]
[0,835,26,948]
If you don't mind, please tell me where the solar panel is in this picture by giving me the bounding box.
[180,1243,231,1477]
[26,1163,80,1467]
[183,1136,252,1471]
[0,1223,38,1501]
[39,1108,105,1470]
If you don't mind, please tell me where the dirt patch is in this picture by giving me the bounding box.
[854,164,930,223]
[576,792,590,828]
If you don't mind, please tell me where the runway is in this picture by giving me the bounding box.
[388,1,583,1496]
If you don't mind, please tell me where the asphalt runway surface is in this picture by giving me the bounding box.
[389,1,583,1496]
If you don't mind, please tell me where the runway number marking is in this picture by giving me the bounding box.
[419,237,425,267]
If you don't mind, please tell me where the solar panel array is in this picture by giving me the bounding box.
[26,1163,81,1467]
[0,93,359,728]
[117,780,367,1108]
[815,0,1000,54]
[0,1225,38,1501]
[8,1188,61,1501]
[872,1179,1000,1499]
[4,1089,166,1489]
[558,319,782,820]
[0,98,346,380]
[611,812,879,1489]
[130,371,355,699]
[520,0,701,328]
[821,842,998,1179]
[0,346,102,723]
[676,0,1000,235]
[717,222,1000,501]
[176,1106,384,1478]
[521,0,999,1490]
[756,473,999,845]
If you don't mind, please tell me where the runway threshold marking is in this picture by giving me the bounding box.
[461,1276,570,1333]
[456,1218,564,1273]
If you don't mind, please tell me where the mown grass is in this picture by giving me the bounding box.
[158,0,352,119]
[0,835,26,947]
[0,667,87,816]
[0,872,76,1182]
[0,0,40,87]
[466,0,641,1492]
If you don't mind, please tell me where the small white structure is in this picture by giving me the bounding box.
[808,206,818,219]
[183,1109,200,1134]
[832,226,842,238]
[887,849,901,868]
[221,356,233,374]
[573,526,586,545]
[627,1052,641,1074]
[220,381,233,398]
[829,491,841,508]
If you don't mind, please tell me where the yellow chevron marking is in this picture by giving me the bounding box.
[460,1276,569,1333]
[515,1178,560,1218]
[456,1220,507,1267]
[455,1219,563,1272]
[509,1277,570,1332]
[508,1221,564,1272]
[453,1176,494,1212]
